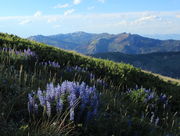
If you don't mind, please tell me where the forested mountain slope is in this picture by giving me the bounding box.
[92,52,180,78]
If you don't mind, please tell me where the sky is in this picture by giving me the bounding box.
[0,0,180,37]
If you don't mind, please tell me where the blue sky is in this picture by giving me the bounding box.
[0,0,180,37]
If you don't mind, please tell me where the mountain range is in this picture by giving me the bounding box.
[28,32,180,54]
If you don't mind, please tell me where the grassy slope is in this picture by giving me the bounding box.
[0,33,180,135]
[92,52,180,78]
[0,33,180,101]
[143,70,180,85]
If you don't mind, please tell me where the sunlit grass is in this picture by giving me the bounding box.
[143,70,180,85]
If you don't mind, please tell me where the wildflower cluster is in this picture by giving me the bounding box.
[127,87,170,126]
[65,66,97,81]
[127,87,168,105]
[28,81,99,122]
[0,47,36,57]
[66,66,88,73]
[96,78,107,86]
[40,61,60,68]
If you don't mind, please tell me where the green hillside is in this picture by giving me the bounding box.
[0,33,179,135]
[92,52,180,79]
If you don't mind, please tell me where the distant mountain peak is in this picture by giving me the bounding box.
[28,32,180,54]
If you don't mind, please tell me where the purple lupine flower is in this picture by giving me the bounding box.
[66,82,74,93]
[24,48,36,57]
[49,61,60,68]
[2,48,7,52]
[54,84,61,99]
[135,85,139,89]
[87,93,99,121]
[28,94,33,104]
[144,97,148,103]
[127,88,131,93]
[144,89,151,93]
[90,93,99,116]
[148,92,155,100]
[79,82,86,92]
[74,82,80,97]
[46,83,55,101]
[15,50,20,55]
[89,73,95,80]
[68,92,77,107]
[65,66,89,73]
[48,61,60,68]
[79,84,88,111]
[28,94,34,113]
[1,47,36,57]
[56,98,63,113]
[96,79,104,85]
[37,89,45,106]
[74,66,82,72]
[40,61,60,68]
[162,94,166,99]
[28,81,98,122]
[46,101,51,117]
[61,81,68,94]
[80,91,88,107]
[23,48,36,56]
[65,67,72,72]
[159,94,167,103]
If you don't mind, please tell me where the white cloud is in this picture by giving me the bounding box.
[1,11,180,36]
[97,0,105,3]
[54,3,69,9]
[132,15,159,25]
[34,11,42,17]
[64,9,75,16]
[73,0,81,5]
[19,19,31,25]
[137,15,157,22]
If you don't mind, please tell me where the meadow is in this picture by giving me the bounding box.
[0,33,179,136]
